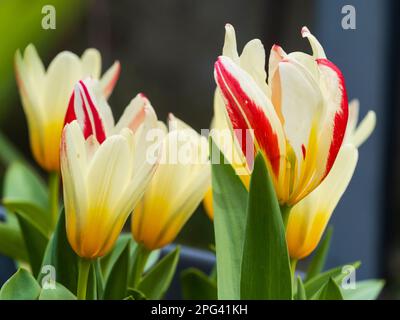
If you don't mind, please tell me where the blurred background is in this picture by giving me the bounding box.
[0,0,398,297]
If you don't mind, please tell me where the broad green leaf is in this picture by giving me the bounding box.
[341,279,384,300]
[181,268,217,300]
[0,268,41,300]
[39,283,77,300]
[0,131,26,166]
[138,246,180,300]
[0,218,28,262]
[305,227,333,281]
[103,240,130,300]
[240,153,292,300]
[312,278,343,300]
[295,276,307,300]
[4,201,51,236]
[304,261,360,298]
[38,210,78,294]
[17,214,48,277]
[211,139,248,299]
[3,162,48,212]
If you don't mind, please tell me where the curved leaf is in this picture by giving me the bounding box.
[103,240,130,300]
[138,246,180,300]
[342,279,384,300]
[181,268,217,300]
[240,153,292,300]
[38,210,78,294]
[0,268,41,300]
[39,282,77,300]
[211,139,248,299]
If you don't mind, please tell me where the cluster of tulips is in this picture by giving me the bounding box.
[0,24,382,300]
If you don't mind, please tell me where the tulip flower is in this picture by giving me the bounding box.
[61,79,160,261]
[15,44,120,172]
[286,100,376,260]
[214,25,349,207]
[132,115,210,251]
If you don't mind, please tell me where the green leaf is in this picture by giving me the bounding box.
[341,279,384,300]
[312,278,343,300]
[0,218,28,262]
[0,268,41,300]
[304,261,360,298]
[4,201,51,236]
[0,131,27,166]
[181,268,217,300]
[125,288,147,300]
[100,233,131,281]
[295,276,307,300]
[17,214,48,277]
[138,246,180,300]
[3,162,48,212]
[38,210,79,294]
[38,283,77,300]
[210,139,248,299]
[145,249,161,272]
[240,153,292,300]
[103,240,130,300]
[305,227,333,281]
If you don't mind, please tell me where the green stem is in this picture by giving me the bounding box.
[77,258,91,300]
[130,243,151,288]
[280,205,292,228]
[290,258,298,295]
[48,171,60,227]
[290,258,297,277]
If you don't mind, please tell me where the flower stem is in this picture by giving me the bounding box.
[290,258,298,295]
[280,205,292,228]
[48,171,60,227]
[130,243,151,288]
[77,258,91,300]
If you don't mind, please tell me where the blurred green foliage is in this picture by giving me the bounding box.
[0,0,86,122]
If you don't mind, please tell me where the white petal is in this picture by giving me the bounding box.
[81,48,101,79]
[44,52,82,122]
[222,24,240,63]
[87,135,132,217]
[278,59,323,162]
[346,99,360,139]
[240,39,269,96]
[301,26,326,59]
[114,93,152,134]
[350,110,376,148]
[61,121,89,248]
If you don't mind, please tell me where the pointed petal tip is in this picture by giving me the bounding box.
[301,26,310,37]
[225,23,233,30]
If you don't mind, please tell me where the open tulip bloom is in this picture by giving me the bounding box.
[0,24,384,301]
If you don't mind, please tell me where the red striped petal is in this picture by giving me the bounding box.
[317,58,349,176]
[64,80,106,144]
[214,57,281,175]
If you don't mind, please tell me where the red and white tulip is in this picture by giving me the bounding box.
[214,24,349,206]
[61,79,160,258]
